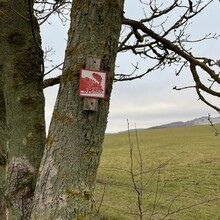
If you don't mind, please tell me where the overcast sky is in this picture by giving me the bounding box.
[42,0,220,133]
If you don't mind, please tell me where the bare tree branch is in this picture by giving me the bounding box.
[44,62,63,77]
[208,114,220,136]
[34,0,71,25]
[122,15,220,111]
[38,0,220,113]
[43,75,60,89]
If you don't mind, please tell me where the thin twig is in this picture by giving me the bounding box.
[95,183,107,215]
[44,62,63,77]
[135,125,143,219]
[208,114,220,136]
[162,197,220,220]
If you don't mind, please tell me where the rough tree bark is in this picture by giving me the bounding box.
[0,73,6,220]
[31,0,124,219]
[0,0,45,219]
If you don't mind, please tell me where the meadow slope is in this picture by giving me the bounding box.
[94,125,220,220]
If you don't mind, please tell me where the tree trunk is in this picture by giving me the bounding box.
[0,72,6,220]
[0,0,46,219]
[32,0,124,219]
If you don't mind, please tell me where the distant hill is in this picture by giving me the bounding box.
[148,116,220,130]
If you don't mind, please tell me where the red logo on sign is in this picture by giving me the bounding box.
[79,69,107,98]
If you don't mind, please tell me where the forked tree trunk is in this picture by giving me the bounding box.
[0,0,46,219]
[32,0,124,219]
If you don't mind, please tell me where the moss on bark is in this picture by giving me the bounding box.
[32,0,125,219]
[0,0,45,219]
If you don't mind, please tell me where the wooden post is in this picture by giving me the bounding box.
[83,55,101,111]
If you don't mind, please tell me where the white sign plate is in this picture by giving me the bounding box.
[79,68,107,99]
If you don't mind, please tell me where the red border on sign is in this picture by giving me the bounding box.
[79,68,107,99]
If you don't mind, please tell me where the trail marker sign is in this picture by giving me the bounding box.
[79,69,107,99]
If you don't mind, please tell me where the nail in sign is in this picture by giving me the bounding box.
[79,69,107,99]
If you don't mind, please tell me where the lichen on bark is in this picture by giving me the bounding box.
[0,0,45,219]
[31,0,125,219]
[6,157,35,220]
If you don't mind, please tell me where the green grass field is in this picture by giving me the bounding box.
[94,125,220,220]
